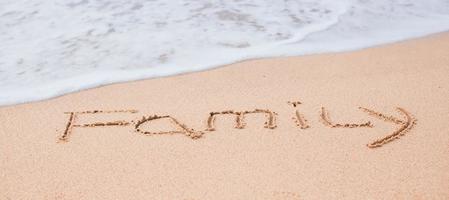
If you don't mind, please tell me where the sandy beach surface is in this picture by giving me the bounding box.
[1,33,449,199]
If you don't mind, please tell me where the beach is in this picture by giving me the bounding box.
[1,32,449,199]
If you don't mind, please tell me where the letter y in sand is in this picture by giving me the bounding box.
[359,107,417,148]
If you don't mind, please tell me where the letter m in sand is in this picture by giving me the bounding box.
[206,109,277,131]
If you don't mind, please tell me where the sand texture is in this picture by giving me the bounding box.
[1,33,449,199]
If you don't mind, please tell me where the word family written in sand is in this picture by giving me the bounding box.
[59,101,417,149]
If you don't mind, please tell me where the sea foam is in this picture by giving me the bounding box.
[1,0,449,105]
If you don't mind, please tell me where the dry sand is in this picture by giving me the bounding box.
[1,33,449,199]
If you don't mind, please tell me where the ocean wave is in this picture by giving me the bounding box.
[1,0,449,105]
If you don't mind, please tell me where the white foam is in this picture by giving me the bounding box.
[1,0,449,106]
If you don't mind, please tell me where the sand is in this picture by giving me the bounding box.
[1,33,449,199]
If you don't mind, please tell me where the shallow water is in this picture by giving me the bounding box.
[1,0,449,105]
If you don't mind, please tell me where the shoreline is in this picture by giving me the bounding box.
[1,33,449,199]
[1,31,449,107]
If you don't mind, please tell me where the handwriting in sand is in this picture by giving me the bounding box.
[59,101,417,149]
